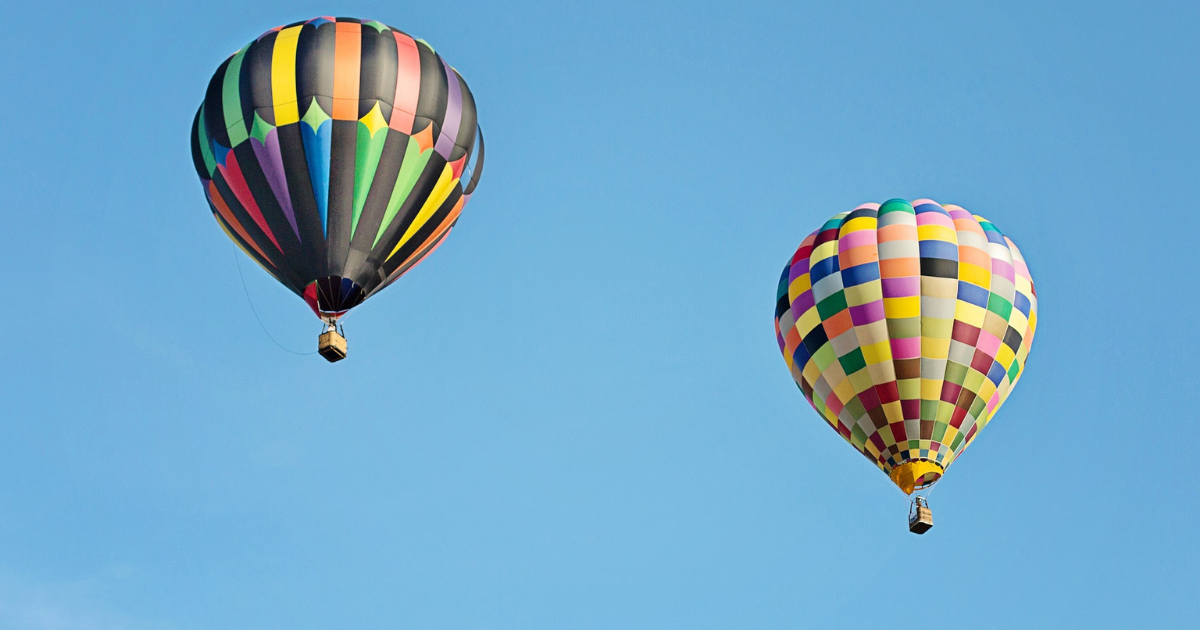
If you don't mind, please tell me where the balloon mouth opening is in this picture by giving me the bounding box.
[303,276,366,320]
[889,461,944,495]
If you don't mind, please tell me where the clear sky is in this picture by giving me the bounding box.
[1,1,1197,628]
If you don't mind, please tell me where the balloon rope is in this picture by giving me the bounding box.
[233,251,317,356]
[914,479,940,504]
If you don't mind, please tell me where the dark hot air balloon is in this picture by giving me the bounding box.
[190,17,484,361]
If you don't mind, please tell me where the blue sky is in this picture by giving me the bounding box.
[1,0,1197,628]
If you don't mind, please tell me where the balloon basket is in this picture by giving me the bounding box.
[318,328,347,363]
[908,496,933,534]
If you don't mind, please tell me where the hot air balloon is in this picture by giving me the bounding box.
[190,17,484,362]
[773,199,1037,533]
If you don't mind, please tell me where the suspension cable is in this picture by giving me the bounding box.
[233,251,316,356]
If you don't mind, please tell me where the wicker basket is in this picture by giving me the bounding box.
[908,504,933,534]
[318,330,347,362]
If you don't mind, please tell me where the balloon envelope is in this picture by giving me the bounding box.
[774,199,1037,493]
[190,17,484,320]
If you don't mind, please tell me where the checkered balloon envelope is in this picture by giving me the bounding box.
[774,199,1036,495]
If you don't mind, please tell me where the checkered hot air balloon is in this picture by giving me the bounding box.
[190,17,484,361]
[773,199,1037,530]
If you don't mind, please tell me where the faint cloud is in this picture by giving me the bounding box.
[251,438,304,468]
[116,324,195,370]
[107,564,135,581]
[0,569,188,630]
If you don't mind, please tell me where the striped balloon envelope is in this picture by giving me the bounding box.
[190,17,483,323]
[773,199,1037,494]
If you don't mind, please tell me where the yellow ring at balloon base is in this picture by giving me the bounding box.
[889,461,945,495]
